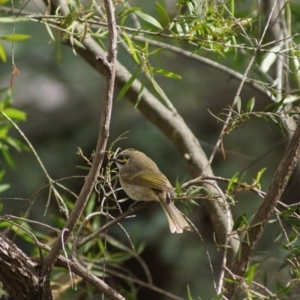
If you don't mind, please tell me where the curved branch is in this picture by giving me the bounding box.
[224,121,300,298]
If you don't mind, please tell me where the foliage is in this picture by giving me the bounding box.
[0,0,300,299]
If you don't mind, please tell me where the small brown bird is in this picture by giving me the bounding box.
[111,148,192,233]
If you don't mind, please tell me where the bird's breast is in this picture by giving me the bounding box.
[120,181,162,201]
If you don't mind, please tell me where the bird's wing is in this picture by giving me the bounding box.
[130,170,171,191]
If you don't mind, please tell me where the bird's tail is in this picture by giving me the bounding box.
[160,200,192,233]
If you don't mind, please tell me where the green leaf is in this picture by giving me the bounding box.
[0,34,31,42]
[0,0,10,4]
[175,22,183,35]
[135,77,145,107]
[155,3,170,25]
[285,219,300,226]
[3,108,26,121]
[5,136,24,152]
[0,203,3,213]
[44,21,55,41]
[122,31,139,64]
[254,167,266,187]
[186,285,194,300]
[0,43,7,62]
[246,97,255,112]
[232,213,248,231]
[235,96,241,113]
[116,67,141,102]
[0,89,13,109]
[0,184,10,193]
[245,263,259,284]
[135,10,163,30]
[213,293,225,300]
[0,17,30,23]
[227,172,239,192]
[1,147,15,168]
[0,170,5,181]
[152,67,182,80]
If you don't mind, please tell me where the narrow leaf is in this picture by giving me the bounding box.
[116,68,141,102]
[135,10,163,30]
[0,184,10,193]
[246,263,259,284]
[0,43,7,62]
[122,31,139,64]
[246,97,255,112]
[155,3,169,25]
[187,285,194,300]
[44,21,55,41]
[232,213,247,231]
[227,172,239,192]
[3,108,26,121]
[1,148,15,168]
[134,77,145,107]
[0,17,30,23]
[0,34,31,42]
[152,67,182,80]
[261,45,281,73]
[235,96,241,113]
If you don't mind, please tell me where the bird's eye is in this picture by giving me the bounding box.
[117,155,128,164]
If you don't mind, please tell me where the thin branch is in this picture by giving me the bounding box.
[42,0,117,277]
[75,202,150,250]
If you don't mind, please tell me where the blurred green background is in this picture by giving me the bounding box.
[1,0,299,299]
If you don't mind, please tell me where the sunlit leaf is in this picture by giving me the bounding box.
[227,172,239,192]
[44,21,55,41]
[122,30,139,64]
[255,167,266,187]
[235,96,241,113]
[135,10,163,30]
[261,45,281,73]
[0,17,30,23]
[0,184,9,193]
[152,67,182,80]
[3,108,26,121]
[0,34,31,41]
[0,43,7,62]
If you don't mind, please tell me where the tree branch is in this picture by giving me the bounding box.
[0,232,52,300]
[224,121,300,298]
[42,0,117,278]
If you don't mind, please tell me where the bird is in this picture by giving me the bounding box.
[111,148,192,233]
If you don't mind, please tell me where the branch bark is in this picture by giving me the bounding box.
[0,232,52,299]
